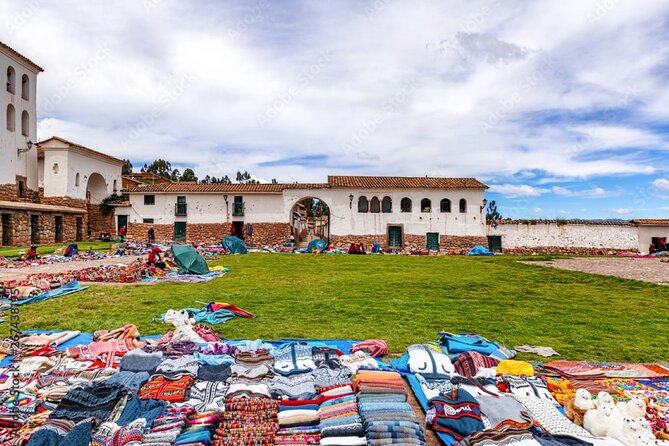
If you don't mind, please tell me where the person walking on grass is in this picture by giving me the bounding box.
[119,225,127,242]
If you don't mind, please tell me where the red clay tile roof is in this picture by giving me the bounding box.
[0,41,44,72]
[128,176,487,193]
[327,176,488,189]
[132,183,287,193]
[37,136,125,165]
[632,219,669,225]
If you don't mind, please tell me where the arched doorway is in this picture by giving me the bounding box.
[290,197,330,248]
[86,173,107,204]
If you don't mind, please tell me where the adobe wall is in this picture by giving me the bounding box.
[487,222,639,253]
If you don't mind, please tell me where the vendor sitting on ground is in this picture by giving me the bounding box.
[26,245,39,261]
[147,247,167,270]
[17,250,27,261]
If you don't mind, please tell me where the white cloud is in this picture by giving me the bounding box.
[533,207,543,213]
[551,185,620,198]
[652,178,669,192]
[0,0,667,182]
[611,208,632,215]
[488,184,549,197]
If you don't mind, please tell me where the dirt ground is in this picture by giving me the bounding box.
[523,257,669,284]
[0,255,141,282]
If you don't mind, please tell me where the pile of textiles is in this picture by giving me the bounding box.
[3,260,151,289]
[393,333,669,445]
[0,329,394,445]
[355,370,426,446]
[0,251,113,270]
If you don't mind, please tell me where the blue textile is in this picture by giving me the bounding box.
[0,281,88,311]
[184,307,236,325]
[467,245,494,256]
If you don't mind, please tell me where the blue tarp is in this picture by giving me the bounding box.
[467,245,494,256]
[306,239,327,252]
[223,236,248,254]
[0,281,88,311]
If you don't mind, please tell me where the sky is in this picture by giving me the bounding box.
[2,0,669,219]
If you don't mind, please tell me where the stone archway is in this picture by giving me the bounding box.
[290,197,330,247]
[86,172,108,204]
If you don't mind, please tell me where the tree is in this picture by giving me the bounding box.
[221,175,231,184]
[170,168,181,181]
[180,168,198,182]
[144,159,173,178]
[271,178,278,184]
[122,159,133,175]
[236,170,259,184]
[486,200,502,222]
[201,175,211,184]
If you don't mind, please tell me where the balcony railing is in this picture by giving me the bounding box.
[175,203,187,216]
[232,202,245,216]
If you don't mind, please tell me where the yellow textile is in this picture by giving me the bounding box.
[497,359,535,376]
[210,266,228,272]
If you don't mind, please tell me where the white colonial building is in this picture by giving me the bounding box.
[120,176,490,251]
[0,41,123,247]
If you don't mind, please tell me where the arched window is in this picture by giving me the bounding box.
[6,105,15,132]
[357,196,368,213]
[370,196,380,213]
[382,196,392,213]
[459,198,467,213]
[421,198,432,212]
[75,173,80,187]
[6,66,15,94]
[440,198,451,213]
[21,111,29,136]
[400,197,412,213]
[21,74,29,100]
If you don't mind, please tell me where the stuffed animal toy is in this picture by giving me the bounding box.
[618,396,646,418]
[594,391,615,408]
[564,388,593,426]
[583,403,620,437]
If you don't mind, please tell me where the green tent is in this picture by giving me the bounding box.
[223,236,248,254]
[171,244,210,275]
[307,238,327,252]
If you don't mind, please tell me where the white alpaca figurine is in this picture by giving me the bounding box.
[594,391,614,408]
[584,403,617,437]
[618,396,646,418]
[574,388,596,411]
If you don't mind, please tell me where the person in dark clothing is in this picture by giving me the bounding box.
[148,227,155,244]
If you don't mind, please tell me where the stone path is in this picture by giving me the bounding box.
[0,255,141,282]
[523,257,669,284]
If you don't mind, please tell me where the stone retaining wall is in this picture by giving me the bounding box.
[126,222,292,246]
[87,204,115,239]
[245,223,291,247]
[330,234,488,252]
[0,210,81,246]
[0,177,41,203]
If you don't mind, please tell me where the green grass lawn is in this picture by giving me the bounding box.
[3,254,667,362]
[0,241,116,258]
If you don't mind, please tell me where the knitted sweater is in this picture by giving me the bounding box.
[273,343,316,376]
